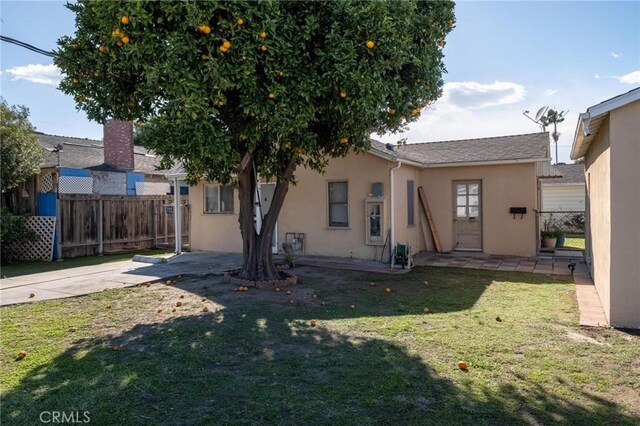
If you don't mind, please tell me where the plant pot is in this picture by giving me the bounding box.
[542,237,557,248]
[555,235,565,247]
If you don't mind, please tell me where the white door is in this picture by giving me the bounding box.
[453,181,482,251]
[256,183,278,254]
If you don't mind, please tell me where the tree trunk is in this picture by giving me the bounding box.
[236,154,296,282]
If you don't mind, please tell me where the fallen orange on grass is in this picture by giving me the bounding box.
[112,345,121,352]
[17,351,27,359]
[385,288,392,293]
[422,307,430,313]
[274,287,281,292]
[286,290,292,295]
[176,301,182,307]
[366,40,375,49]
[457,360,468,370]
[310,319,317,327]
[179,295,185,299]
[28,293,35,298]
[350,304,355,309]
[202,307,209,312]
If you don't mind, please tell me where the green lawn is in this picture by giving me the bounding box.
[563,237,586,250]
[0,250,172,278]
[2,266,639,425]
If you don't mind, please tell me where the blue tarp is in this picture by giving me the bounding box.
[59,167,90,177]
[126,172,145,195]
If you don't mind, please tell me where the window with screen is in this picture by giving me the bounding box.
[204,184,234,213]
[328,181,348,227]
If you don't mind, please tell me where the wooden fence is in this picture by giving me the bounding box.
[58,194,190,258]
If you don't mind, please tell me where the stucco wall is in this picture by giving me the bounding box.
[278,152,392,260]
[189,182,243,253]
[609,101,640,328]
[420,163,538,257]
[391,165,425,254]
[585,118,611,322]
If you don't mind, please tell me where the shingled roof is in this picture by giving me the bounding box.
[542,163,585,184]
[37,133,176,175]
[370,132,550,166]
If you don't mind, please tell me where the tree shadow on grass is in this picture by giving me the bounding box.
[3,298,637,425]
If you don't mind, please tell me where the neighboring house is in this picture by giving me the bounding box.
[187,132,554,259]
[570,87,640,329]
[541,163,585,212]
[37,120,175,198]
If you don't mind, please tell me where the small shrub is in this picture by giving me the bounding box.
[0,207,38,262]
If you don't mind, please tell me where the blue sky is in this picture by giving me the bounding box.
[1,1,639,163]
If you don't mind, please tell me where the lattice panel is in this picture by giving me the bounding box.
[40,173,54,193]
[9,216,56,261]
[135,182,171,195]
[59,176,94,194]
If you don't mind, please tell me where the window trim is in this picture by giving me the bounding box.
[327,180,349,228]
[203,184,235,214]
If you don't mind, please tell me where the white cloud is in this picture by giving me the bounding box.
[4,63,62,86]
[610,51,622,59]
[545,89,558,97]
[594,74,600,79]
[440,81,526,109]
[617,70,640,85]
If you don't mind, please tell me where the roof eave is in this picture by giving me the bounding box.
[421,157,548,169]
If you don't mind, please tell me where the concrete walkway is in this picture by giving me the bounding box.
[572,263,608,327]
[0,252,241,306]
[413,252,576,275]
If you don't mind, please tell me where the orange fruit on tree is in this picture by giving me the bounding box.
[111,28,121,37]
[411,108,420,116]
[121,16,129,25]
[268,92,275,99]
[388,108,396,115]
[260,44,268,51]
[310,319,317,327]
[340,91,347,98]
[366,40,375,49]
[17,351,27,359]
[237,18,244,26]
[219,45,228,53]
[121,36,130,44]
[201,54,208,60]
[339,137,349,144]
[199,24,211,34]
[259,31,267,39]
[99,45,107,53]
[217,101,225,106]
[116,40,123,47]
[457,360,468,370]
[222,40,231,49]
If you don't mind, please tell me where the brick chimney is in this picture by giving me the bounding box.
[103,120,134,171]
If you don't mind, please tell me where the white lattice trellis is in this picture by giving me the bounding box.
[8,216,56,261]
[135,182,171,195]
[40,173,54,193]
[59,176,94,194]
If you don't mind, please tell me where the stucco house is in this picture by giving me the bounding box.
[541,163,585,212]
[570,88,640,329]
[188,132,555,260]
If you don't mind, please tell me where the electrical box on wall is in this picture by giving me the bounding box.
[365,197,385,246]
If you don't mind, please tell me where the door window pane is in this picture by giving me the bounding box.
[457,196,467,206]
[369,204,381,237]
[457,207,467,217]
[469,206,479,217]
[456,184,467,195]
[468,195,479,206]
[468,184,479,194]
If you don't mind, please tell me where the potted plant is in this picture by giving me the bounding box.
[541,230,557,249]
[553,229,566,247]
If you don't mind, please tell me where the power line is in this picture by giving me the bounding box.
[1,35,55,57]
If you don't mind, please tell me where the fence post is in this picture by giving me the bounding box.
[151,199,157,248]
[98,198,104,255]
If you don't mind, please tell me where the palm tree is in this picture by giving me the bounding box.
[540,109,567,164]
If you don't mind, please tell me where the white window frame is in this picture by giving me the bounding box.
[203,184,234,214]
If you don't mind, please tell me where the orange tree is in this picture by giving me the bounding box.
[55,0,455,281]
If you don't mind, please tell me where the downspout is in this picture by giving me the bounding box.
[389,160,402,266]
